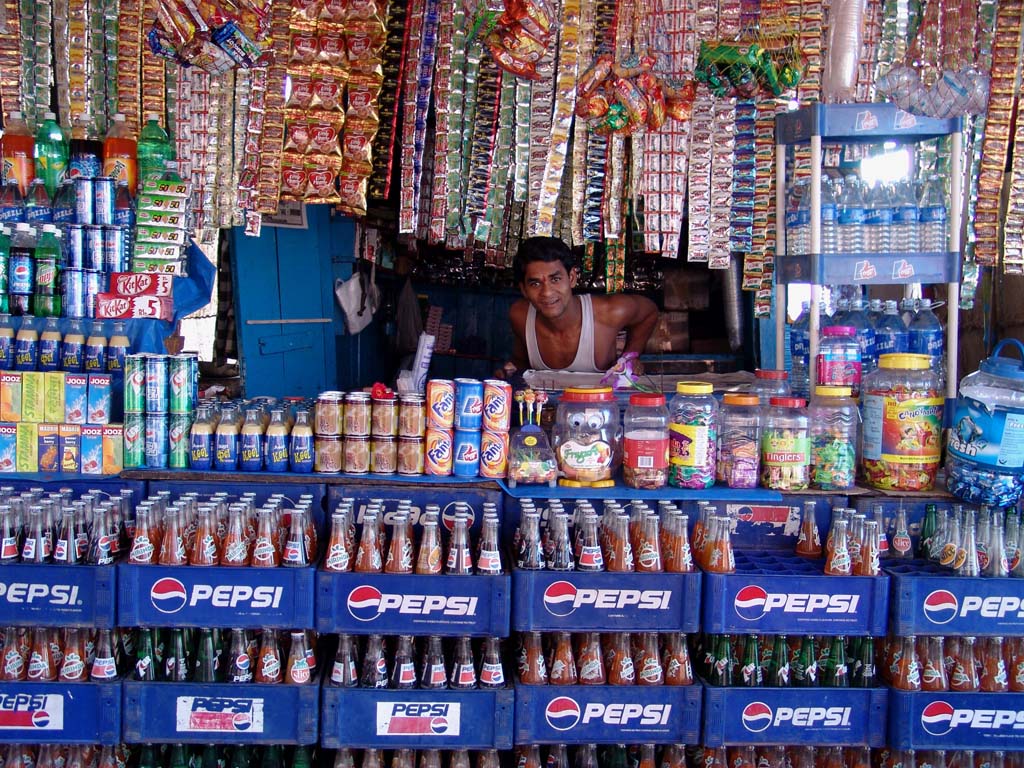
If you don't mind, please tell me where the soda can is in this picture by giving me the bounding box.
[482,379,512,432]
[168,413,192,469]
[168,355,194,413]
[123,412,145,468]
[102,226,127,273]
[84,270,103,317]
[424,427,453,476]
[62,269,87,318]
[453,428,481,477]
[145,354,169,413]
[479,429,509,478]
[83,226,104,270]
[65,224,85,268]
[124,354,145,413]
[144,413,169,468]
[93,178,115,225]
[454,378,484,430]
[425,379,455,430]
[73,178,94,225]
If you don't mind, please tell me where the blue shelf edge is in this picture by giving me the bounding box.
[777,252,961,286]
[776,103,962,144]
[499,480,785,503]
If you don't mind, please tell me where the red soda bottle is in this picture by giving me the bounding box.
[190,506,220,566]
[705,515,736,574]
[221,506,250,566]
[824,519,853,575]
[892,635,922,691]
[795,501,822,557]
[354,510,383,573]
[664,511,694,573]
[549,632,577,685]
[26,628,56,681]
[324,510,352,572]
[385,512,414,574]
[635,632,664,685]
[920,636,949,691]
[950,636,981,692]
[607,633,636,685]
[59,628,87,682]
[286,631,313,684]
[251,510,281,567]
[635,515,663,572]
[979,637,1009,692]
[518,631,548,684]
[416,510,443,574]
[577,513,605,571]
[282,510,309,567]
[254,628,283,684]
[128,506,158,564]
[158,508,187,565]
[1008,636,1024,692]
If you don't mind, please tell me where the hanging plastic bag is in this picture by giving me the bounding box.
[334,259,379,334]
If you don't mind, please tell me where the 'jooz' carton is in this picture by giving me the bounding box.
[81,425,103,475]
[88,375,112,425]
[0,423,15,472]
[0,373,20,422]
[65,374,88,424]
[102,425,123,474]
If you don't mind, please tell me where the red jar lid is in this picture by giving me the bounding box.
[562,386,615,403]
[629,393,666,406]
[755,368,789,380]
[823,326,855,337]
[769,396,806,408]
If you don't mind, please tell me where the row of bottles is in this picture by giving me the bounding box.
[917,504,1023,578]
[189,404,315,474]
[0,625,120,681]
[0,175,135,230]
[0,315,129,375]
[883,634,1024,693]
[795,503,895,576]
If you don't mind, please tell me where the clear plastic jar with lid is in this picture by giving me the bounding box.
[808,385,861,490]
[668,382,717,489]
[717,393,761,488]
[623,393,669,490]
[817,325,863,397]
[749,369,790,405]
[760,396,810,490]
[552,386,622,484]
[861,353,943,491]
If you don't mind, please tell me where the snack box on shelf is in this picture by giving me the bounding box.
[0,680,121,743]
[320,686,514,749]
[888,690,1024,750]
[702,551,889,636]
[122,679,318,745]
[513,682,701,744]
[0,563,116,627]
[885,560,1024,636]
[701,683,888,746]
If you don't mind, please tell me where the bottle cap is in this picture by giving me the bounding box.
[769,396,806,408]
[145,112,161,122]
[629,392,665,407]
[814,386,852,398]
[113,113,126,122]
[723,393,759,406]
[562,386,614,403]
[675,382,713,395]
[44,112,56,121]
[755,368,788,380]
[879,353,932,370]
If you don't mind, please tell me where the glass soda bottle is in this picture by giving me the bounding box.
[795,500,822,557]
[979,637,1009,692]
[102,114,138,193]
[636,632,664,685]
[251,509,280,567]
[286,631,313,684]
[420,635,447,689]
[225,628,253,683]
[59,627,87,681]
[360,634,388,688]
[479,637,505,688]
[893,635,922,691]
[519,631,548,684]
[705,515,735,574]
[663,633,693,685]
[477,513,504,574]
[324,510,351,572]
[607,634,635,685]
[189,506,219,566]
[550,631,578,684]
[255,628,283,684]
[328,633,357,687]
[282,509,309,568]
[951,636,982,692]
[450,636,477,689]
[355,509,383,573]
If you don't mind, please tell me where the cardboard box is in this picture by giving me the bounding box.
[37,423,60,472]
[0,372,21,422]
[44,372,65,424]
[65,374,88,424]
[81,425,103,475]
[16,423,37,472]
[109,272,174,297]
[102,425,123,475]
[59,424,81,473]
[87,374,112,425]
[645,311,690,354]
[95,294,174,320]
[0,423,16,472]
[21,372,45,423]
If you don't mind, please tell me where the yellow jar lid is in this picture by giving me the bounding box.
[815,385,852,397]
[676,382,713,395]
[879,353,932,370]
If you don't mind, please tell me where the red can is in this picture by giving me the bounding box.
[479,429,509,478]
[426,379,455,430]
[482,379,512,432]
[424,427,454,476]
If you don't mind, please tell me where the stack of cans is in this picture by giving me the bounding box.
[423,378,511,478]
[123,353,197,469]
[480,380,511,478]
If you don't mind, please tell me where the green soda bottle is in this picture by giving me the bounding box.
[33,113,67,198]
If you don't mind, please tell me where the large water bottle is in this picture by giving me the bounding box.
[909,297,945,374]
[837,174,865,253]
[830,297,851,328]
[137,114,174,184]
[867,298,884,327]
[863,183,893,253]
[820,177,838,255]
[786,179,809,256]
[918,175,947,252]
[874,300,910,356]
[848,298,877,373]
[900,297,918,328]
[0,179,23,224]
[891,180,919,253]
[33,113,68,199]
[789,301,811,398]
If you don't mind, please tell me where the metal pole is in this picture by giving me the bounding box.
[808,134,823,393]
[946,129,963,399]
[776,141,787,369]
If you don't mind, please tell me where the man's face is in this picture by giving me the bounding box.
[520,260,578,320]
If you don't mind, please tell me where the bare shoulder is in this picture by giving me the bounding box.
[590,293,657,324]
[509,298,530,333]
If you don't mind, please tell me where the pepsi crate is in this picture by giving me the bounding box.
[888,690,1024,750]
[886,560,1024,636]
[118,564,316,628]
[122,680,319,744]
[701,684,887,746]
[511,570,700,632]
[702,551,889,636]
[316,572,510,636]
[149,480,328,529]
[329,485,503,537]
[0,563,116,628]
[0,477,146,501]
[0,681,121,744]
[320,687,514,749]
[513,682,701,744]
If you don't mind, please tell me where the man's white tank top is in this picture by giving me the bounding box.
[525,294,601,372]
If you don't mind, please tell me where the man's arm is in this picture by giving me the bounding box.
[611,295,659,357]
[495,300,531,379]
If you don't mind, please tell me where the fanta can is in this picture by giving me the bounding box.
[453,429,481,477]
[454,378,484,430]
[482,379,512,432]
[426,379,455,430]
[424,427,453,476]
[479,429,509,478]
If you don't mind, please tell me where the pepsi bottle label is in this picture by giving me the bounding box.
[8,254,34,294]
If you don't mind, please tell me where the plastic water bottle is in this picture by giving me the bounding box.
[909,298,945,372]
[786,180,810,256]
[867,298,884,327]
[891,180,919,253]
[789,301,811,399]
[900,297,918,328]
[34,113,68,199]
[820,177,838,255]
[837,174,866,253]
[137,114,174,184]
[52,180,75,225]
[23,178,52,224]
[918,175,947,252]
[847,298,877,373]
[0,179,23,224]
[830,298,851,328]
[864,183,892,253]
[874,300,910,356]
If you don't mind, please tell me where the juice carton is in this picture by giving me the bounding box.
[88,374,112,425]
[81,425,103,475]
[65,374,88,424]
[0,373,21,422]
[44,372,65,424]
[0,423,16,472]
[37,423,60,472]
[59,424,81,473]
[21,372,45,423]
[102,425,123,474]
[16,423,37,472]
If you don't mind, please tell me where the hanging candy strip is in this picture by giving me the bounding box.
[581,0,617,242]
[603,0,631,244]
[17,0,35,123]
[1004,103,1024,274]
[101,0,117,128]
[455,32,484,244]
[411,0,441,229]
[731,99,755,254]
[252,0,290,215]
[512,72,531,204]
[115,0,142,132]
[0,0,20,116]
[570,0,596,246]
[369,1,403,202]
[87,0,105,129]
[465,57,502,241]
[53,0,70,124]
[483,71,517,252]
[855,0,883,101]
[442,3,468,247]
[428,0,455,245]
[708,98,736,270]
[397,0,427,233]
[525,0,559,238]
[222,69,245,227]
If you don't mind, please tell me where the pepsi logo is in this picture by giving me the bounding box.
[347,585,384,621]
[741,702,773,733]
[921,701,955,736]
[734,585,769,621]
[440,503,476,532]
[543,581,578,617]
[430,717,450,734]
[545,696,581,731]
[31,710,50,728]
[232,712,252,731]
[456,445,478,462]
[923,590,958,625]
[235,654,250,672]
[150,577,188,614]
[461,397,483,416]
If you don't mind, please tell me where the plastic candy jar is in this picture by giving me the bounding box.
[817,326,862,397]
[716,393,761,488]
[760,397,810,490]
[808,385,861,490]
[668,382,717,489]
[749,369,791,405]
[551,387,622,485]
[623,393,669,490]
[861,353,943,491]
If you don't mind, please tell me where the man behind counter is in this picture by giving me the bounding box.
[499,237,658,378]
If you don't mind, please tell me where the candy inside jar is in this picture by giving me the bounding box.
[623,392,669,490]
[808,385,861,490]
[760,396,810,491]
[552,387,622,484]
[668,382,717,489]
[717,393,761,489]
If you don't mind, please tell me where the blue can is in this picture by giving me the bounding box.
[84,226,104,270]
[73,178,94,225]
[84,270,103,317]
[289,430,314,473]
[265,430,289,472]
[62,270,87,318]
[454,377,484,430]
[102,226,127,272]
[145,413,169,468]
[189,423,214,470]
[215,428,239,471]
[145,354,169,413]
[93,178,115,225]
[65,225,85,268]
[453,428,481,477]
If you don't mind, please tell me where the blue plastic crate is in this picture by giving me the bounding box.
[0,563,116,628]
[0,477,146,501]
[512,570,700,632]
[888,690,1024,750]
[316,572,510,636]
[886,561,1024,636]
[514,683,701,744]
[701,684,887,746]
[329,485,503,537]
[702,551,889,636]
[122,680,319,744]
[0,681,121,744]
[118,564,316,628]
[320,686,514,749]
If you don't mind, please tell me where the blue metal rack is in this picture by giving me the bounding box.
[0,681,121,744]
[888,690,1024,750]
[0,563,116,628]
[776,251,961,286]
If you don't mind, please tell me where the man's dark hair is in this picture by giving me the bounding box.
[513,236,577,285]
